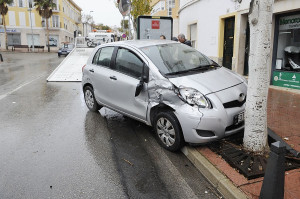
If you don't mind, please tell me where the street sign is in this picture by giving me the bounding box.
[122,34,126,38]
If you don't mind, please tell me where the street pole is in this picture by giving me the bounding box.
[28,2,35,52]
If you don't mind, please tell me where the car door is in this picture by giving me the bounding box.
[108,47,149,121]
[88,46,116,106]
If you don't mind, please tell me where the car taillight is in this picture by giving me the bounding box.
[82,64,86,72]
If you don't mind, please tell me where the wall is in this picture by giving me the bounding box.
[178,0,236,59]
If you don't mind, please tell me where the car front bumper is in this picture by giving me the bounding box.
[175,103,245,144]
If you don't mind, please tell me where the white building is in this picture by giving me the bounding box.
[178,0,300,91]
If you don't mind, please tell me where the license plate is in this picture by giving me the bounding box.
[234,111,245,125]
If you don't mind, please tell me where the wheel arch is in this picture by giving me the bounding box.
[149,103,175,126]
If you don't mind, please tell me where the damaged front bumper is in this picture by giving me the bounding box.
[174,102,245,144]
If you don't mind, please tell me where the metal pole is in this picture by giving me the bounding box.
[29,3,34,52]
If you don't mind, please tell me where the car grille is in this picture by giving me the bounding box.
[225,121,244,131]
[223,97,246,109]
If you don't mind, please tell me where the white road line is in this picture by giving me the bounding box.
[0,74,46,101]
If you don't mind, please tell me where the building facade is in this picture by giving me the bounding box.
[150,0,180,37]
[0,0,82,50]
[178,0,300,91]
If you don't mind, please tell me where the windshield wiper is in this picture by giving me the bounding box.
[165,70,191,76]
[190,63,220,71]
[165,63,220,76]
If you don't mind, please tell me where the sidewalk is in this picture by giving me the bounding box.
[183,86,300,199]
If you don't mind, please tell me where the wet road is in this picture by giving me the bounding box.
[0,52,221,198]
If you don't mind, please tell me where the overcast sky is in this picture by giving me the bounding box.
[73,0,124,27]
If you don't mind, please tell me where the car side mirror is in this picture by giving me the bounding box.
[135,75,147,97]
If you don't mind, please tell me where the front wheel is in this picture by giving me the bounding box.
[153,111,184,152]
[83,86,101,112]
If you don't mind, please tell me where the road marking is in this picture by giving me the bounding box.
[0,74,46,101]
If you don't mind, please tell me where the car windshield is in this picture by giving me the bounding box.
[141,43,217,76]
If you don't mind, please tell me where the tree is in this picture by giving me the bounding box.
[0,0,13,50]
[34,0,56,52]
[130,0,152,37]
[243,0,274,153]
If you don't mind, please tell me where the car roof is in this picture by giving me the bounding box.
[105,39,178,49]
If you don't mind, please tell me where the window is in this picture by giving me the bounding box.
[115,48,144,79]
[151,0,165,15]
[189,23,197,48]
[94,47,114,67]
[52,15,59,28]
[18,0,24,7]
[8,0,15,6]
[167,0,175,16]
[52,0,58,10]
[28,0,33,8]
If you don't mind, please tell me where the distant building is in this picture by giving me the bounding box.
[0,0,82,50]
[150,0,179,37]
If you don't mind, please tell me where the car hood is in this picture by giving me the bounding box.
[168,67,244,95]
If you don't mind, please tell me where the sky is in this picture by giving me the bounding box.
[73,0,124,27]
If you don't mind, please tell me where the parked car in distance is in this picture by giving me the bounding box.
[82,40,248,152]
[58,43,74,57]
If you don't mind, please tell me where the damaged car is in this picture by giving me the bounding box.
[82,40,247,152]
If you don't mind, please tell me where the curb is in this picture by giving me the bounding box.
[181,146,248,199]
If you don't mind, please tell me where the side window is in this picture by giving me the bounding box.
[115,48,144,79]
[92,49,101,65]
[94,47,114,67]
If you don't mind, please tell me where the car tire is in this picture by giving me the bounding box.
[84,86,101,112]
[153,111,184,152]
[58,54,61,57]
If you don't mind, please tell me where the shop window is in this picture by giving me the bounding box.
[276,14,300,71]
[273,13,300,90]
[8,33,21,46]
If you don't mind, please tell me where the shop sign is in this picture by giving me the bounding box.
[279,14,300,30]
[273,71,300,90]
[152,20,160,29]
[0,28,19,33]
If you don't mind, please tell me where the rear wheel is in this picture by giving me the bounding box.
[84,86,101,112]
[153,111,184,152]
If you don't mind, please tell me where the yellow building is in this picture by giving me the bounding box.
[150,0,180,37]
[0,0,82,50]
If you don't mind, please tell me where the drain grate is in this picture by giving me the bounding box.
[208,131,300,180]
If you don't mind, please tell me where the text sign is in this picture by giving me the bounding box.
[152,20,160,29]
[273,71,300,90]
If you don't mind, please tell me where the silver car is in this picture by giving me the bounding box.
[82,40,247,152]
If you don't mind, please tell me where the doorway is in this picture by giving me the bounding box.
[222,17,235,70]
[244,22,250,75]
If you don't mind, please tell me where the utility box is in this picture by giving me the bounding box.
[137,16,173,40]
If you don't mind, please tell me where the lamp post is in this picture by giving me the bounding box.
[89,11,95,32]
[28,2,34,52]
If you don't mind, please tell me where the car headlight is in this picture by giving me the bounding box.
[178,88,211,108]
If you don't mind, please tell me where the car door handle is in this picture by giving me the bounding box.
[89,69,94,73]
[110,76,117,80]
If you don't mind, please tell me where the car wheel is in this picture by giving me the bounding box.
[84,86,101,112]
[58,54,61,57]
[154,111,184,152]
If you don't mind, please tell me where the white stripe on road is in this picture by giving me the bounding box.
[0,74,46,101]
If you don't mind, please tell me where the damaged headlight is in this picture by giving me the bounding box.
[177,88,211,108]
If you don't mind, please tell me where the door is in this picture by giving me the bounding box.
[244,22,250,75]
[88,46,116,106]
[109,47,148,121]
[222,17,235,70]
